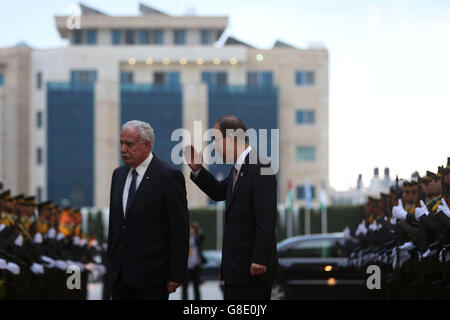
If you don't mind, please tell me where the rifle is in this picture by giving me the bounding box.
[395,175,401,203]
[418,176,425,204]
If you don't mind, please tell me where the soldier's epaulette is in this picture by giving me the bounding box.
[431,199,441,214]
[427,197,441,212]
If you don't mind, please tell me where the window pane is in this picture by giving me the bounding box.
[262,72,273,86]
[305,71,315,85]
[71,70,97,84]
[139,29,149,44]
[216,72,227,86]
[154,72,165,84]
[72,30,82,44]
[0,73,3,86]
[154,29,163,44]
[125,30,135,44]
[37,148,42,165]
[37,111,42,128]
[201,29,212,44]
[167,72,180,85]
[296,146,316,162]
[36,187,42,203]
[174,29,186,44]
[120,71,133,84]
[295,71,303,85]
[306,110,315,123]
[296,110,304,124]
[247,72,258,86]
[37,72,42,89]
[112,29,121,44]
[86,29,97,45]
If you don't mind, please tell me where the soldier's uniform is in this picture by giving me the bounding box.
[346,157,450,299]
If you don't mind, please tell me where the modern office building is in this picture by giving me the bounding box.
[0,3,329,209]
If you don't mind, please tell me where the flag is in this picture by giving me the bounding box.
[285,180,294,211]
[320,180,327,210]
[305,178,312,210]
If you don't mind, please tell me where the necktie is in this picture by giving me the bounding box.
[126,169,138,213]
[232,167,238,191]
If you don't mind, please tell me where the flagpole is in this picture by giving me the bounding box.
[305,208,311,235]
[321,206,327,234]
[320,178,328,234]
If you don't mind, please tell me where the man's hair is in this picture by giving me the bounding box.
[122,120,155,149]
[214,114,248,142]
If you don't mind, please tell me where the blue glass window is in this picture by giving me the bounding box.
[202,72,228,87]
[247,71,273,87]
[154,29,164,44]
[174,29,186,45]
[201,29,212,44]
[125,30,135,44]
[36,187,42,203]
[0,73,4,86]
[86,29,97,45]
[72,30,82,44]
[71,70,97,84]
[296,146,316,162]
[154,72,180,86]
[37,111,43,128]
[37,148,42,165]
[139,29,149,44]
[37,72,42,89]
[296,110,315,125]
[112,29,121,44]
[47,82,95,207]
[295,71,315,86]
[120,71,133,84]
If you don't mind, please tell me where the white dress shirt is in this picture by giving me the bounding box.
[234,145,252,176]
[122,152,153,215]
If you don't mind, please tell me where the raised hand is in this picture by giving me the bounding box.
[183,145,202,171]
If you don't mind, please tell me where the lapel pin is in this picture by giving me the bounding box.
[146,176,150,180]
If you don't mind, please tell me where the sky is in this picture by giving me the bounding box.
[1,0,449,191]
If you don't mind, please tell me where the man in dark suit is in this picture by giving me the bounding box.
[184,114,278,300]
[108,120,189,300]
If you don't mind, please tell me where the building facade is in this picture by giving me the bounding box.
[0,4,329,209]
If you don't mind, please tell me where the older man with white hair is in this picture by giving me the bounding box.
[107,120,189,300]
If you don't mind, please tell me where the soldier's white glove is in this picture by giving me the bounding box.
[47,228,56,239]
[56,232,65,241]
[7,262,20,275]
[0,258,7,269]
[56,260,67,270]
[415,200,429,221]
[0,224,5,232]
[41,255,56,268]
[30,262,44,274]
[392,199,407,220]
[33,232,43,244]
[14,234,23,247]
[437,198,450,218]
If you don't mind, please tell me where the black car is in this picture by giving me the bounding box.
[273,233,367,299]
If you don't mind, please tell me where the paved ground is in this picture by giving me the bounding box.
[88,281,224,300]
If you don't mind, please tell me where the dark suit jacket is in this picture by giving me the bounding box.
[107,154,189,288]
[191,150,278,285]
